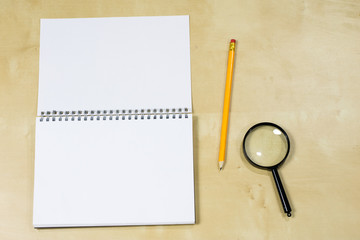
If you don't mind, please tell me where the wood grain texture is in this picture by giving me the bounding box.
[1,0,360,239]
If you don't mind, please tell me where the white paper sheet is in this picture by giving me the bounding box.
[37,16,192,115]
[34,116,194,227]
[34,16,194,228]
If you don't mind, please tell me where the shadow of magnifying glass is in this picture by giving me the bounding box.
[242,122,292,217]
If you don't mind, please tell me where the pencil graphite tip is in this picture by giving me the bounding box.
[218,161,224,171]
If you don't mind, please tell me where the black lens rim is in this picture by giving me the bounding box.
[242,122,290,170]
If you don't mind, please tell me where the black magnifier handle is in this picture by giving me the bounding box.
[271,168,292,217]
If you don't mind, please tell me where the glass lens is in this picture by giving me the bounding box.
[244,125,289,167]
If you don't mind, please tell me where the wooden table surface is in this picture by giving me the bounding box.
[1,0,360,239]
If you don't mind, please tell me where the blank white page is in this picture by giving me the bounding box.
[33,116,194,227]
[37,16,191,115]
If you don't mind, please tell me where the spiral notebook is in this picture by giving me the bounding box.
[33,16,194,228]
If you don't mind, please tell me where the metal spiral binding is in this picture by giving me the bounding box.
[39,108,190,122]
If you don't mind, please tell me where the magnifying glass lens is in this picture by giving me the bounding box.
[244,125,289,167]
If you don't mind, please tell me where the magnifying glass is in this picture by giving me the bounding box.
[242,122,292,217]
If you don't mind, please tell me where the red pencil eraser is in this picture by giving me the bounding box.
[231,39,236,43]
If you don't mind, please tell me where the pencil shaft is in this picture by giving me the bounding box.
[218,41,235,168]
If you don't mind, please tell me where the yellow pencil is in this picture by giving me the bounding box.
[219,39,236,171]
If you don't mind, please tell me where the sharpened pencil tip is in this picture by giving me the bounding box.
[218,161,224,171]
